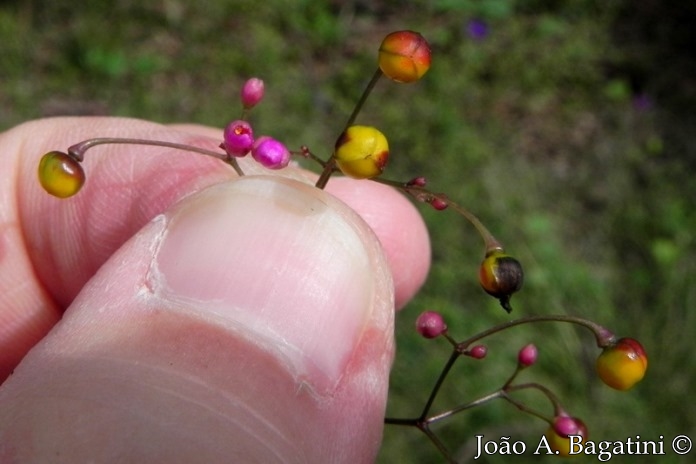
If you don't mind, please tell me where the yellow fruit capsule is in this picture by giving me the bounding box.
[334,125,389,179]
[596,338,648,390]
[479,249,524,313]
[378,30,432,83]
[38,151,85,198]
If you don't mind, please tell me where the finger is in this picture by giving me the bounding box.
[1,117,238,381]
[0,176,394,462]
[168,122,431,308]
[325,178,431,309]
[1,117,429,381]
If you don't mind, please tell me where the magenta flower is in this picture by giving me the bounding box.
[251,136,291,169]
[222,120,254,157]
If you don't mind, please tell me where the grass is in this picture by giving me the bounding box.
[2,1,694,462]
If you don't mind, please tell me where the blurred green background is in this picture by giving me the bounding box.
[2,0,694,462]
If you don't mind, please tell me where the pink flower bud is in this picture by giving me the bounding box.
[553,415,580,438]
[415,311,447,339]
[430,197,448,210]
[240,77,265,109]
[407,176,427,187]
[467,345,488,359]
[546,416,588,457]
[251,136,291,170]
[518,343,538,367]
[222,120,254,157]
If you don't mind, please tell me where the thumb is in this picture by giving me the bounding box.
[0,176,394,463]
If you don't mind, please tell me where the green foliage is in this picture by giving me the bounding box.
[427,0,514,18]
[1,0,693,462]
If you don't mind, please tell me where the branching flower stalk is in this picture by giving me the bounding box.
[375,177,503,252]
[384,313,619,461]
[35,29,648,463]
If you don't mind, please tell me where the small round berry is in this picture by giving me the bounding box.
[415,311,447,339]
[479,249,524,313]
[378,30,432,83]
[334,125,389,179]
[251,136,291,170]
[38,151,85,198]
[223,120,254,157]
[596,337,648,391]
[240,77,265,109]
[518,343,538,367]
[467,345,488,359]
[545,416,588,457]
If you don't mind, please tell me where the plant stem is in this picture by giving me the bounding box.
[426,390,504,424]
[373,177,503,252]
[343,68,384,131]
[294,146,328,167]
[384,314,610,462]
[458,314,614,349]
[314,157,336,189]
[503,382,562,421]
[314,68,385,189]
[420,428,457,464]
[447,199,502,253]
[383,350,460,425]
[68,137,245,176]
[420,350,460,419]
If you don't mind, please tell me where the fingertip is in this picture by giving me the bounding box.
[326,178,431,309]
[166,123,223,140]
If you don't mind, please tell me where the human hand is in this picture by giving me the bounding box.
[0,117,430,463]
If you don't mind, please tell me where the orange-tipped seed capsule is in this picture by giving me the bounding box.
[335,125,389,179]
[596,337,648,390]
[38,151,85,198]
[479,249,524,313]
[378,30,431,83]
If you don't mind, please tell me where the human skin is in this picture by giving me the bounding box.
[0,118,431,463]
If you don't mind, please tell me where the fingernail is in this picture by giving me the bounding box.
[149,176,388,391]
